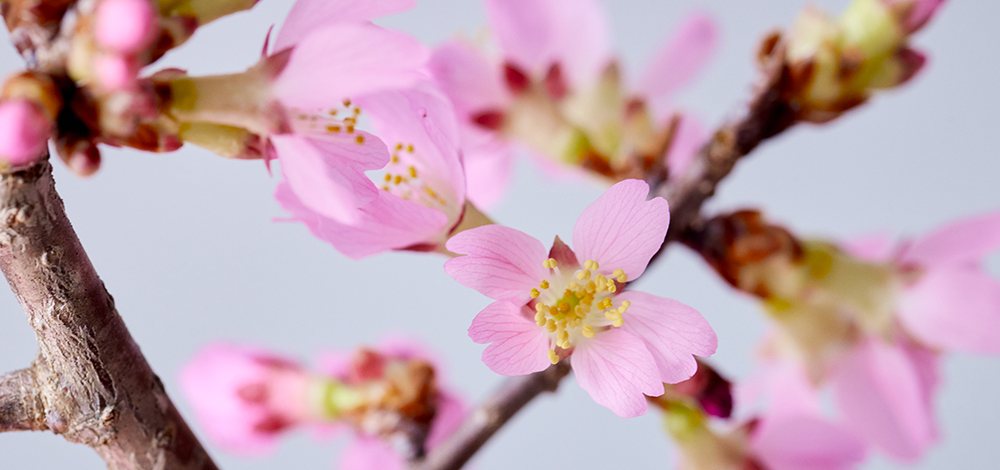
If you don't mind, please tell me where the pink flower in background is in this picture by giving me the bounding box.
[884,0,949,33]
[179,344,312,455]
[0,99,51,166]
[428,0,716,207]
[92,0,159,90]
[317,337,467,470]
[445,179,717,417]
[276,85,470,259]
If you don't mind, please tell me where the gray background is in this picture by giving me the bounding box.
[1,0,998,468]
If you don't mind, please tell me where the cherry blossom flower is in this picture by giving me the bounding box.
[428,0,716,208]
[276,85,482,259]
[179,344,313,455]
[444,179,717,417]
[161,0,428,224]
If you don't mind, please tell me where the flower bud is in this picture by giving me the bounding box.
[0,99,51,167]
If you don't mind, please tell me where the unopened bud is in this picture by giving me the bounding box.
[96,0,159,54]
[0,99,51,167]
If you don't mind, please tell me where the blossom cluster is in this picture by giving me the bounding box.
[2,0,994,468]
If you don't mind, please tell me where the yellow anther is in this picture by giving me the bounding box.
[353,107,361,115]
[381,186,389,191]
[346,125,355,134]
[408,166,417,178]
[424,187,438,198]
[548,349,559,364]
[587,260,600,271]
[558,330,569,342]
[395,143,403,151]
[612,317,624,327]
[383,173,392,182]
[585,281,597,293]
[530,288,540,298]
[559,302,570,313]
[545,319,557,332]
[406,144,414,153]
[567,281,579,290]
[391,155,399,164]
[394,175,403,185]
[328,110,338,116]
[582,325,595,338]
[576,269,592,281]
[574,305,583,316]
[343,99,352,107]
[543,258,558,269]
[355,135,365,145]
[535,314,546,327]
[539,280,550,290]
[613,269,627,283]
[607,282,617,293]
[325,124,341,133]
[535,302,545,312]
[619,300,631,312]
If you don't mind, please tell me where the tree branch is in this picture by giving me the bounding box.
[0,160,217,470]
[0,366,46,432]
[411,43,799,470]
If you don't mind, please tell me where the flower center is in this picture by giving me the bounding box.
[529,258,631,364]
[290,99,368,145]
[377,142,449,210]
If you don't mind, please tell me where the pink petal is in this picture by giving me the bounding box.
[275,182,449,259]
[832,338,936,461]
[665,113,706,179]
[429,41,508,117]
[571,329,664,418]
[546,0,611,85]
[426,390,466,450]
[315,349,352,379]
[637,13,717,116]
[840,233,895,262]
[903,0,948,33]
[355,85,466,203]
[615,290,716,384]
[573,179,669,281]
[899,210,1000,267]
[460,129,514,210]
[897,265,1000,354]
[0,99,50,166]
[273,134,385,225]
[275,0,416,51]
[752,414,867,470]
[273,23,429,110]
[468,301,551,376]
[444,225,548,302]
[339,436,405,470]
[483,0,556,72]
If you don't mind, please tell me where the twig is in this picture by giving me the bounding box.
[0,160,217,470]
[409,361,571,470]
[0,367,46,432]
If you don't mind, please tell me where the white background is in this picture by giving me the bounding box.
[1,0,998,468]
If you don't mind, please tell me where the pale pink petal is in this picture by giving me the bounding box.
[95,0,156,53]
[428,41,508,117]
[637,13,717,115]
[339,436,404,470]
[426,390,466,450]
[460,129,515,210]
[900,339,940,441]
[899,210,1000,267]
[468,301,551,375]
[573,179,669,281]
[615,290,716,384]
[571,329,665,418]
[276,182,449,259]
[752,414,867,470]
[273,134,384,225]
[316,350,352,379]
[903,0,948,33]
[275,0,416,51]
[832,338,936,461]
[665,113,706,179]
[445,225,548,302]
[840,233,895,262]
[273,23,429,110]
[0,99,49,166]
[356,85,465,204]
[484,0,555,72]
[547,0,611,85]
[897,265,1000,354]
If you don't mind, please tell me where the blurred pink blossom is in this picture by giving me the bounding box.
[0,99,51,166]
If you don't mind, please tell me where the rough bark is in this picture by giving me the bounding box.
[0,160,217,470]
[0,366,47,432]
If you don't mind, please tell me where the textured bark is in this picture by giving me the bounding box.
[0,160,217,470]
[0,367,47,432]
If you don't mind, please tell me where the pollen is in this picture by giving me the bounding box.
[613,269,627,283]
[530,288,540,298]
[383,174,392,182]
[342,99,352,107]
[325,125,341,133]
[543,258,558,269]
[548,349,559,364]
[391,155,399,164]
[539,280,549,289]
[576,269,592,281]
[355,135,365,145]
[346,125,355,134]
[406,144,414,153]
[582,325,595,338]
[408,166,417,178]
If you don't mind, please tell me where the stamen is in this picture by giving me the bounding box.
[530,288,540,298]
[355,135,365,145]
[548,349,559,364]
[543,258,558,269]
[408,166,417,178]
[576,269,592,281]
[613,269,627,283]
[325,125,341,133]
[582,325,595,338]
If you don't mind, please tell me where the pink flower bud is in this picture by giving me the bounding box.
[0,99,50,166]
[94,54,139,90]
[95,0,158,54]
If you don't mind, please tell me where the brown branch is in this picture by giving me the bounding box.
[409,361,571,470]
[411,43,801,470]
[0,366,46,432]
[0,160,217,470]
